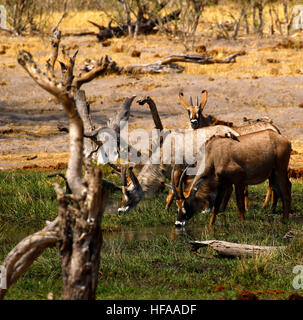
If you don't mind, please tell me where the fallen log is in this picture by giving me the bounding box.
[121,52,244,74]
[190,240,285,257]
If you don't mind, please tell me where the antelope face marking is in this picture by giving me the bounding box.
[118,185,144,214]
[175,220,186,228]
[118,205,130,213]
[175,200,192,228]
[188,108,200,129]
[179,90,208,129]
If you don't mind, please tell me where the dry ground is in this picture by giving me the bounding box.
[1,8,303,170]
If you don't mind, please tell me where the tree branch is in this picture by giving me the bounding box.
[0,218,60,300]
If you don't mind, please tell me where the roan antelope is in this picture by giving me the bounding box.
[179,89,280,135]
[174,130,292,227]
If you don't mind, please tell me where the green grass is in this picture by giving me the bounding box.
[0,169,303,300]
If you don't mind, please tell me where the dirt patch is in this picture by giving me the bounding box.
[1,27,303,171]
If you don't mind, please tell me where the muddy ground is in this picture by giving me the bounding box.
[1,33,303,170]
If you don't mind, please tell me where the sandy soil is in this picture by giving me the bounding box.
[1,32,303,170]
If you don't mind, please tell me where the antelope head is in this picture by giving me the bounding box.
[118,166,144,213]
[179,90,208,129]
[171,166,209,228]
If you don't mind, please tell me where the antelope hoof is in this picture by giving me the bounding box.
[175,220,186,228]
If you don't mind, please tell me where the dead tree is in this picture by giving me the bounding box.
[0,29,124,300]
[252,0,264,36]
[89,8,181,42]
[177,0,206,50]
[271,1,294,36]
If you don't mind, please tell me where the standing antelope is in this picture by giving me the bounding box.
[174,130,292,227]
[179,89,280,134]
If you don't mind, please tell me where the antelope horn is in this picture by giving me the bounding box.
[171,166,181,200]
[188,177,203,200]
[128,167,140,188]
[108,163,121,173]
[190,96,193,106]
[179,91,190,109]
[121,166,127,188]
[178,166,189,200]
[196,96,199,106]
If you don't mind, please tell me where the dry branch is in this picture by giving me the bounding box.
[0,218,60,299]
[137,96,163,131]
[89,9,181,42]
[46,30,61,75]
[120,52,245,74]
[190,240,285,257]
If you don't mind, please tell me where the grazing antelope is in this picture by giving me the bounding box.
[174,130,292,227]
[177,89,281,211]
[117,125,240,213]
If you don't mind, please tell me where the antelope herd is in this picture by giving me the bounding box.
[116,90,292,228]
[13,30,293,231]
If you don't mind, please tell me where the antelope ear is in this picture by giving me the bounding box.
[179,91,190,110]
[200,90,208,110]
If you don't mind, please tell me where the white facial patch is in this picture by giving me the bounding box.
[128,183,135,191]
[175,220,186,227]
[118,206,129,213]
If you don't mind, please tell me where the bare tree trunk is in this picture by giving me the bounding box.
[120,0,133,37]
[283,0,288,27]
[269,7,275,35]
[253,4,257,33]
[257,2,264,36]
[232,8,246,39]
[59,164,107,300]
[244,11,250,34]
